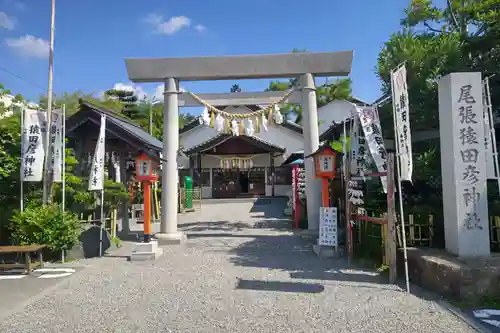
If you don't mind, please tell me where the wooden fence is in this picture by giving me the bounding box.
[178,187,202,213]
[78,209,118,239]
[353,212,500,266]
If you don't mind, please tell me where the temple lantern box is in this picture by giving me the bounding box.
[306,144,338,180]
[135,152,160,182]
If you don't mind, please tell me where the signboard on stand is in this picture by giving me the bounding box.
[319,207,338,247]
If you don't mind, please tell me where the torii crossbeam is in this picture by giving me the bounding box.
[125,51,354,244]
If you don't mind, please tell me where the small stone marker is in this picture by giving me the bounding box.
[130,240,163,261]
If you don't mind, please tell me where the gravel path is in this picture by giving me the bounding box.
[0,199,479,333]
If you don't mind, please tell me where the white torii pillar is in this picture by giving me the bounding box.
[154,78,186,244]
[301,73,322,230]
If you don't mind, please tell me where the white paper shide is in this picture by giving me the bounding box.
[391,64,413,181]
[88,115,106,191]
[21,110,47,182]
[319,207,338,247]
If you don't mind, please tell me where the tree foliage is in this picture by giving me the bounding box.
[266,77,353,123]
[0,84,132,245]
[376,0,500,184]
[230,84,242,93]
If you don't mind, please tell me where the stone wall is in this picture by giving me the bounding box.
[398,247,500,302]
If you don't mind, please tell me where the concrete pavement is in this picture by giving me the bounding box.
[0,198,481,332]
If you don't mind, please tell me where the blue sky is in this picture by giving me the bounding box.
[0,0,410,109]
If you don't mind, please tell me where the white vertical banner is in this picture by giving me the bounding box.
[350,116,359,175]
[48,108,64,182]
[357,106,388,192]
[89,115,106,191]
[111,151,121,183]
[21,110,47,182]
[391,64,413,181]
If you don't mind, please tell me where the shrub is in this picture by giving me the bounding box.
[9,204,81,252]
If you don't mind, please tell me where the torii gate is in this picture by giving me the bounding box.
[125,51,353,244]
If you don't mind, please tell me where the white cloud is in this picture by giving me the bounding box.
[6,35,49,58]
[103,83,185,102]
[144,13,192,35]
[194,24,206,32]
[0,12,16,30]
[153,84,164,100]
[108,82,148,100]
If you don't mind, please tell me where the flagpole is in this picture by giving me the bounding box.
[390,68,410,293]
[42,0,56,204]
[20,106,24,212]
[61,104,66,263]
[62,105,66,211]
[99,189,104,257]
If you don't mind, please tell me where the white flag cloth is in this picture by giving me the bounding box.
[21,110,46,182]
[356,106,388,193]
[391,64,413,181]
[89,115,106,191]
[47,109,64,182]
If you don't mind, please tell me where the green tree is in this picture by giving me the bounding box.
[266,77,352,123]
[263,49,353,123]
[104,89,146,119]
[230,84,242,93]
[376,0,499,185]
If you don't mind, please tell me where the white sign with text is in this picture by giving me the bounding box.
[438,72,490,257]
[319,207,338,247]
[391,64,413,181]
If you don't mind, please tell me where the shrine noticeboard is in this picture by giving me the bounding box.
[319,207,338,247]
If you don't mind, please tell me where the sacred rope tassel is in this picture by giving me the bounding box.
[225,118,231,134]
[245,118,255,136]
[200,107,210,126]
[220,160,224,168]
[209,111,215,128]
[273,105,284,124]
[261,112,268,132]
[215,114,224,132]
[267,108,274,126]
[225,159,230,169]
[230,119,239,136]
[239,119,245,135]
[255,116,260,133]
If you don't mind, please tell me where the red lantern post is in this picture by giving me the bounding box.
[307,145,337,207]
[135,152,160,243]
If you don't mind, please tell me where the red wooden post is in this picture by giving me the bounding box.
[143,181,151,242]
[321,177,330,207]
[135,152,160,243]
[292,165,301,228]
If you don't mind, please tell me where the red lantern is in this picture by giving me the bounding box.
[311,146,337,180]
[135,152,159,182]
[306,145,338,207]
[134,152,160,243]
